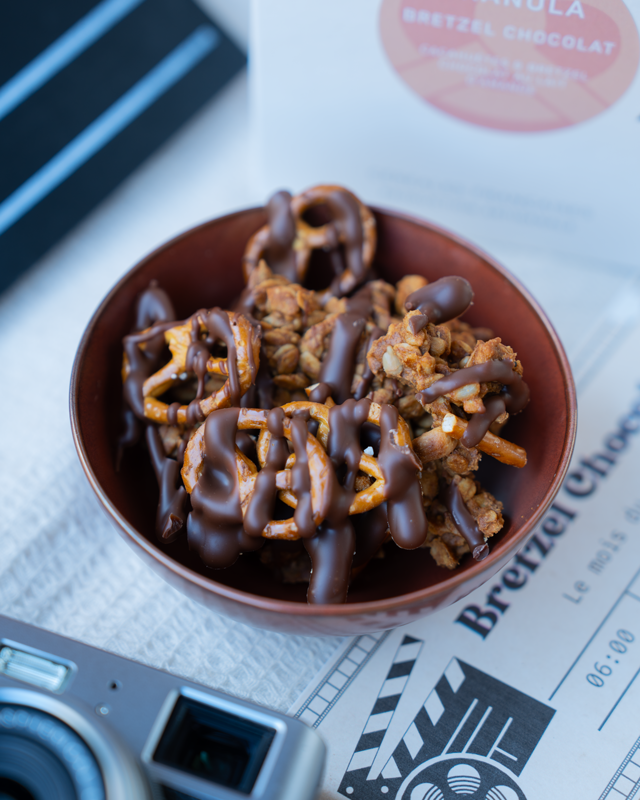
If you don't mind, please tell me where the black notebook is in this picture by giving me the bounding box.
[0,0,246,293]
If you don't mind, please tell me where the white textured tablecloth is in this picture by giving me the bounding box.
[1,64,639,715]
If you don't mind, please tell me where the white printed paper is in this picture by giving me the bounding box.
[290,308,640,798]
[251,0,640,267]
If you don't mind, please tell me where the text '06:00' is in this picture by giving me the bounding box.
[586,630,635,687]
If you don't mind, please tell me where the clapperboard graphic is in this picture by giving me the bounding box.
[0,0,245,292]
[339,643,555,800]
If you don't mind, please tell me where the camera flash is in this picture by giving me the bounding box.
[0,645,70,692]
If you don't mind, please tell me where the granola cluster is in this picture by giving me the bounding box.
[245,268,518,570]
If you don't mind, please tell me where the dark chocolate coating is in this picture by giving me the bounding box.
[187,408,263,568]
[185,315,210,407]
[290,416,317,540]
[318,287,372,404]
[418,359,530,448]
[327,399,372,490]
[378,405,428,550]
[146,425,188,543]
[135,280,176,334]
[244,408,289,538]
[264,190,298,283]
[324,188,367,295]
[119,282,176,459]
[122,284,176,421]
[441,479,488,560]
[405,276,473,323]
[351,505,389,570]
[354,326,384,400]
[304,521,356,605]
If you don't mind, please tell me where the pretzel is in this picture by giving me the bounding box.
[243,185,376,294]
[256,400,413,516]
[182,407,332,540]
[442,413,527,468]
[142,311,260,426]
[182,399,414,539]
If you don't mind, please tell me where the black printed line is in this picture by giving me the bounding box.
[599,665,640,731]
[549,565,640,700]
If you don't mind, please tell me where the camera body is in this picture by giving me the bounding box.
[0,614,325,800]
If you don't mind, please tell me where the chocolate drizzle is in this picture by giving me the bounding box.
[244,408,289,538]
[308,383,333,404]
[180,308,245,427]
[324,188,367,295]
[135,280,175,333]
[187,408,263,568]
[317,287,373,404]
[405,276,474,325]
[441,479,488,561]
[206,309,242,399]
[235,431,257,462]
[354,325,384,400]
[327,399,372,490]
[122,283,176,421]
[418,359,530,447]
[185,315,210,403]
[465,395,508,448]
[303,401,372,604]
[351,506,389,571]
[378,405,429,549]
[264,190,298,282]
[119,282,176,462]
[146,425,188,543]
[290,415,317,540]
[183,398,432,603]
[304,520,356,605]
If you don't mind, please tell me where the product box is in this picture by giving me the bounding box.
[251,0,640,266]
[0,0,245,293]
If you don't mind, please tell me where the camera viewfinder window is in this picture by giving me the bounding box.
[153,696,276,794]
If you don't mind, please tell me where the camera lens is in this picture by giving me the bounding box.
[0,705,105,800]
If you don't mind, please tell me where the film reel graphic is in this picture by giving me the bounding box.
[338,646,554,800]
[396,755,526,800]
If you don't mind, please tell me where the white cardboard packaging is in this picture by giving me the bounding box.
[251,0,640,267]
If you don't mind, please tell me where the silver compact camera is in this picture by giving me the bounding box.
[0,614,325,800]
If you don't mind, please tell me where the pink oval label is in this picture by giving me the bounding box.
[379,0,640,131]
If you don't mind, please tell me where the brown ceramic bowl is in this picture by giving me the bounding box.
[70,206,576,636]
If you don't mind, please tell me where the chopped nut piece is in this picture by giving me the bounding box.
[263,329,300,347]
[444,443,482,475]
[413,427,457,464]
[397,394,424,419]
[395,274,428,315]
[299,350,322,380]
[274,343,299,374]
[382,346,403,377]
[273,372,310,390]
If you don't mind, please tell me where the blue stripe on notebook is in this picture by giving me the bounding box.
[0,0,147,122]
[0,24,219,236]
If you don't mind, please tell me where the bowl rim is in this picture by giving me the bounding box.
[70,204,577,617]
